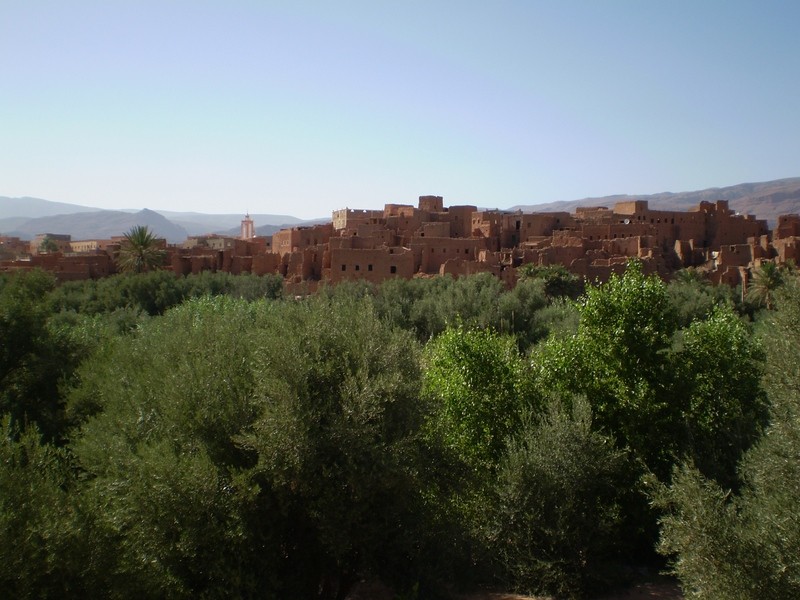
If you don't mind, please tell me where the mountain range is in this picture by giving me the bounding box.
[509,177,800,226]
[2,178,799,243]
[0,198,316,243]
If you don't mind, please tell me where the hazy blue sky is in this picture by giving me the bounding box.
[2,1,798,219]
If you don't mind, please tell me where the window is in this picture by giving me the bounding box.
[355,265,360,271]
[341,265,346,271]
[368,264,373,271]
[390,266,397,274]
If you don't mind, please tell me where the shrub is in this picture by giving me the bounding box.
[487,398,630,599]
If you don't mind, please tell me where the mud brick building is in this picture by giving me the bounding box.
[3,194,798,290]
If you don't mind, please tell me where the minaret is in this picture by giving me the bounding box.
[241,212,255,240]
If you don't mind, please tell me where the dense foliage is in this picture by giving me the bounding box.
[0,262,792,598]
[657,277,800,599]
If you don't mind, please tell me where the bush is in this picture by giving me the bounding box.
[657,279,800,599]
[487,398,630,599]
[67,294,434,598]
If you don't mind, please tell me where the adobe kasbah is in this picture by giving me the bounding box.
[3,195,800,289]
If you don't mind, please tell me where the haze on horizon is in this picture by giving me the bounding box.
[2,1,798,220]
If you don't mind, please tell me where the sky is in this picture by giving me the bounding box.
[2,1,799,220]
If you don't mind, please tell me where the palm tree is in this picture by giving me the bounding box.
[117,225,165,273]
[747,261,784,310]
[672,267,709,286]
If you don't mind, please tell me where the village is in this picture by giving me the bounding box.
[2,195,799,290]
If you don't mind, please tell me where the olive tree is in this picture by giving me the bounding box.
[68,294,433,598]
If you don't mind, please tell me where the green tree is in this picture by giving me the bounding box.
[487,398,630,599]
[496,277,549,350]
[116,225,165,273]
[68,294,433,598]
[517,263,585,300]
[657,279,800,599]
[0,418,86,597]
[423,324,531,474]
[532,260,680,477]
[676,306,768,487]
[747,261,784,310]
[534,260,766,485]
[668,268,736,327]
[38,236,60,254]
[0,270,77,441]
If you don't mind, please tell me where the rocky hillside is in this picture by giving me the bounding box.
[510,178,800,226]
[2,209,188,244]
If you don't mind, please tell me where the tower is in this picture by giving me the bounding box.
[241,213,255,240]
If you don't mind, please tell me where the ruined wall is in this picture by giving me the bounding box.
[716,244,755,268]
[773,237,800,264]
[711,214,769,248]
[443,205,477,238]
[417,222,451,238]
[385,209,424,239]
[418,195,444,213]
[501,212,572,247]
[327,247,415,283]
[332,208,384,231]
[410,237,486,274]
[272,223,333,257]
[251,252,282,276]
[776,215,800,239]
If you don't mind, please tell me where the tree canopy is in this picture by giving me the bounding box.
[117,225,165,273]
[0,265,791,598]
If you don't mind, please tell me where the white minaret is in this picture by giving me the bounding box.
[241,212,255,239]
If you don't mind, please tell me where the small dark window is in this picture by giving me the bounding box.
[368,264,373,271]
[390,266,397,274]
[355,265,360,271]
[341,265,346,271]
